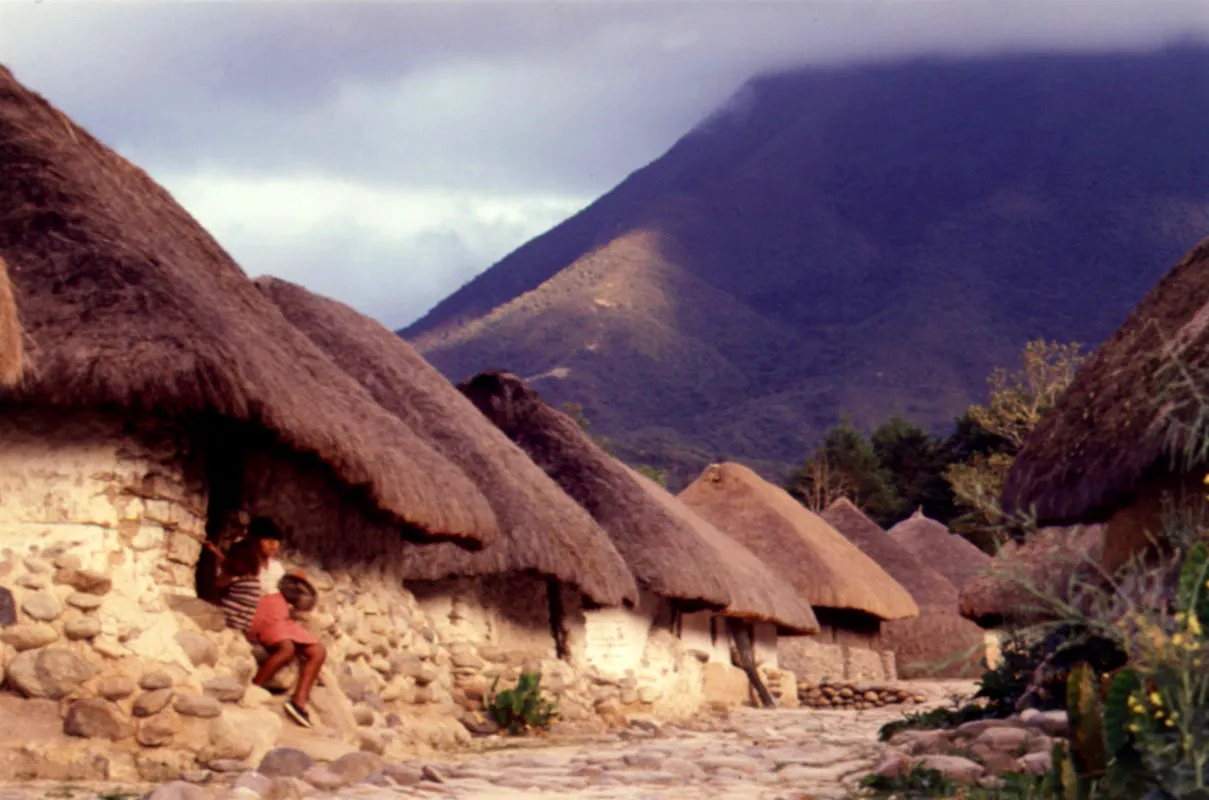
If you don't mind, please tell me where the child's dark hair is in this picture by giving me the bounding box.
[224,538,261,578]
[248,517,284,541]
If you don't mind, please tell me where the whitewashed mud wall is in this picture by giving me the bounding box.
[678,611,731,665]
[0,412,207,668]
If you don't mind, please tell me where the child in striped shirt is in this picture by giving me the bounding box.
[219,539,262,633]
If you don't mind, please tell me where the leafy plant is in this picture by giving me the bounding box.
[975,633,1062,716]
[485,671,557,735]
[878,698,995,741]
[861,763,960,795]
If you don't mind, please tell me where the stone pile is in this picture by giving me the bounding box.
[797,681,926,710]
[871,708,1072,788]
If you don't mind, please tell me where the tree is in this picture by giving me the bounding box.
[561,401,613,454]
[871,414,956,522]
[944,339,1085,546]
[967,340,1085,450]
[635,465,669,488]
[788,418,901,523]
[788,448,854,513]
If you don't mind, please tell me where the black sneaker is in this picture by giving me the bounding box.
[284,700,313,728]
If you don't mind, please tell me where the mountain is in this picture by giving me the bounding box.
[404,44,1209,487]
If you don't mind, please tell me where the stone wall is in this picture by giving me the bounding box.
[0,411,209,667]
[0,411,284,782]
[0,410,784,781]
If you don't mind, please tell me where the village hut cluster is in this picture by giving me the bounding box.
[0,63,1064,782]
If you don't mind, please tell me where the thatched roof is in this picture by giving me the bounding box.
[254,277,636,607]
[0,256,20,386]
[822,499,959,608]
[458,371,817,632]
[960,525,1104,628]
[823,499,986,678]
[0,65,495,547]
[626,467,818,633]
[678,463,918,621]
[888,510,991,593]
[1003,235,1209,524]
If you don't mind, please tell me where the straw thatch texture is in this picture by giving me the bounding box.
[0,65,495,546]
[254,276,637,607]
[1003,235,1209,524]
[0,256,20,386]
[888,510,991,593]
[822,499,959,607]
[626,467,818,633]
[678,463,918,621]
[960,525,1104,627]
[459,371,815,631]
[823,498,986,677]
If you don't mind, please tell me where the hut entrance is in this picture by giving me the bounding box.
[195,418,248,603]
[546,578,571,661]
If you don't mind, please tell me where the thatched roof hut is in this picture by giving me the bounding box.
[626,466,818,632]
[0,65,495,547]
[822,499,959,607]
[254,277,637,607]
[888,510,991,593]
[1003,236,1209,525]
[677,463,917,622]
[459,371,818,633]
[960,525,1104,628]
[823,498,987,677]
[0,256,21,386]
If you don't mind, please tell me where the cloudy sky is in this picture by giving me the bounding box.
[1,1,1206,328]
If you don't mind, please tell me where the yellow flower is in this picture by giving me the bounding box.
[1190,616,1203,637]
[1174,634,1186,647]
[1150,691,1163,705]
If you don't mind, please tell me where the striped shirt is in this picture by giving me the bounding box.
[222,577,262,632]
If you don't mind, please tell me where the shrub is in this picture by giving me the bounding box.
[485,671,557,735]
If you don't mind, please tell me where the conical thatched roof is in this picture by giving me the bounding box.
[0,256,20,386]
[823,498,986,678]
[822,499,958,607]
[1003,236,1209,524]
[888,510,991,593]
[960,525,1104,628]
[0,65,495,547]
[626,466,818,632]
[459,371,818,632]
[678,463,917,621]
[254,277,637,607]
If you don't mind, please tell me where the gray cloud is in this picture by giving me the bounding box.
[1,1,1206,325]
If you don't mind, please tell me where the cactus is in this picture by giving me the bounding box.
[1068,663,1107,785]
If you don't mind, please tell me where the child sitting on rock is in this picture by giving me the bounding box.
[212,518,327,730]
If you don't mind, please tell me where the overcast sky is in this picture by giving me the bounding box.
[1,1,1207,328]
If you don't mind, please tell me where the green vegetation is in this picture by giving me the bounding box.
[787,339,1083,545]
[635,464,669,487]
[485,672,558,735]
[869,501,1209,798]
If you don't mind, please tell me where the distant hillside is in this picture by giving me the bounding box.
[405,45,1209,487]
